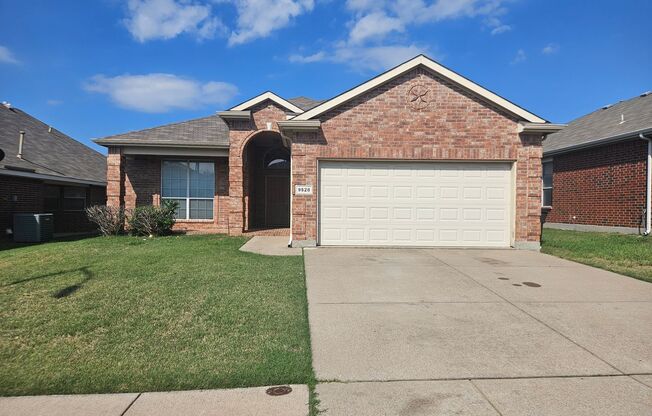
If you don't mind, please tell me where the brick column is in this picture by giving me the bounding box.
[106,147,124,207]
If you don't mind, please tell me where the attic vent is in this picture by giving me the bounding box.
[1,101,11,109]
[601,104,613,110]
[641,91,651,97]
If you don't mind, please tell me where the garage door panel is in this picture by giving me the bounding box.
[319,161,512,247]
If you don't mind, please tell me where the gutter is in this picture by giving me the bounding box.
[0,168,107,187]
[641,133,652,235]
[518,122,566,134]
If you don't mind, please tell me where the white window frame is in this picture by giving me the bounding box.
[542,158,553,208]
[160,160,215,220]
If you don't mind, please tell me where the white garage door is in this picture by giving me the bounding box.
[319,161,512,247]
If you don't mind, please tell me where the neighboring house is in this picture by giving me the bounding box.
[0,103,107,236]
[542,92,652,235]
[95,55,563,249]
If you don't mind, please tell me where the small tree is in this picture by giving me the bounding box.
[127,200,178,236]
[86,205,125,236]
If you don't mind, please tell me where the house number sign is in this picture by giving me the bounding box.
[295,185,313,195]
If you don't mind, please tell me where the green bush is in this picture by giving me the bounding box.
[86,205,125,236]
[127,201,178,236]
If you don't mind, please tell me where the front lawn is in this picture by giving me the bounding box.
[541,229,652,283]
[0,235,312,396]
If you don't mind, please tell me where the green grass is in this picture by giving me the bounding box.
[0,235,313,396]
[541,229,652,283]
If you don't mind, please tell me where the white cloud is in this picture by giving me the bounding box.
[291,43,430,72]
[84,73,238,113]
[289,51,326,63]
[124,0,224,42]
[542,43,560,55]
[490,24,511,35]
[0,45,20,64]
[348,11,405,45]
[228,0,314,45]
[47,99,63,106]
[511,48,526,64]
[344,0,514,43]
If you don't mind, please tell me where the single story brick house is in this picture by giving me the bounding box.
[95,55,563,249]
[0,103,107,236]
[542,92,651,235]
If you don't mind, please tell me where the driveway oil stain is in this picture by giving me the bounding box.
[512,283,522,286]
[498,277,509,280]
[477,257,509,266]
[522,281,542,287]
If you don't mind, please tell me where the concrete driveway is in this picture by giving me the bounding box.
[304,248,652,415]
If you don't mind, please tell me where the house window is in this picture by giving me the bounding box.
[161,160,215,220]
[542,160,553,207]
[63,186,87,211]
[264,148,290,170]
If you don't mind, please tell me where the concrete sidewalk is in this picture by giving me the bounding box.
[0,385,309,416]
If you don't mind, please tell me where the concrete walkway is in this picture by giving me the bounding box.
[305,248,652,415]
[0,385,309,416]
[240,236,302,256]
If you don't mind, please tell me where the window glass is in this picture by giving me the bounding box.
[190,199,213,219]
[44,185,60,212]
[161,161,214,220]
[542,161,553,207]
[543,161,553,188]
[162,161,188,198]
[264,148,290,170]
[189,162,215,198]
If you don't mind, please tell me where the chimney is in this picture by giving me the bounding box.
[17,131,25,158]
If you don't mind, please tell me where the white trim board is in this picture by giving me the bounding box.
[230,91,304,114]
[294,54,547,123]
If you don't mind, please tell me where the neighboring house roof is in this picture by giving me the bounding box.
[287,96,326,111]
[94,114,230,148]
[544,92,652,155]
[230,91,306,113]
[292,54,547,123]
[0,104,106,185]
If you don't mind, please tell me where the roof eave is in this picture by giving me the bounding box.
[217,110,251,120]
[93,140,230,149]
[277,120,321,132]
[0,168,106,187]
[518,122,566,134]
[544,127,652,156]
[229,91,305,114]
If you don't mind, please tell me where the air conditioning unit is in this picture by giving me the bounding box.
[13,213,54,243]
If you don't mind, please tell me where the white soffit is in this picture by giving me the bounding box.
[294,55,547,123]
[230,91,304,114]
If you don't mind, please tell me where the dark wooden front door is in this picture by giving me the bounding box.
[265,175,290,227]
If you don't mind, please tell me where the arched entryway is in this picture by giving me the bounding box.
[243,131,290,230]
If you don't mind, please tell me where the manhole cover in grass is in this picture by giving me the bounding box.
[266,386,292,396]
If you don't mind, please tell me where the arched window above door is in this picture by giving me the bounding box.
[263,148,290,170]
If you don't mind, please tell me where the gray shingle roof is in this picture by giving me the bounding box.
[0,105,106,184]
[544,92,652,154]
[94,114,229,147]
[287,96,326,111]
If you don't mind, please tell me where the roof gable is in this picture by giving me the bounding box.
[293,55,546,123]
[230,91,305,114]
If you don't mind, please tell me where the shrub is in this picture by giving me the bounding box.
[86,205,125,236]
[127,200,178,236]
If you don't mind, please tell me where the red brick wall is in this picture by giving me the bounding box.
[121,155,230,233]
[288,67,543,244]
[546,139,647,228]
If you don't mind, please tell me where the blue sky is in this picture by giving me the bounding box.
[1,0,650,153]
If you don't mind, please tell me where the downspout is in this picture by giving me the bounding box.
[640,133,652,235]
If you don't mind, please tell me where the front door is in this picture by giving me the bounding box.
[265,175,290,227]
